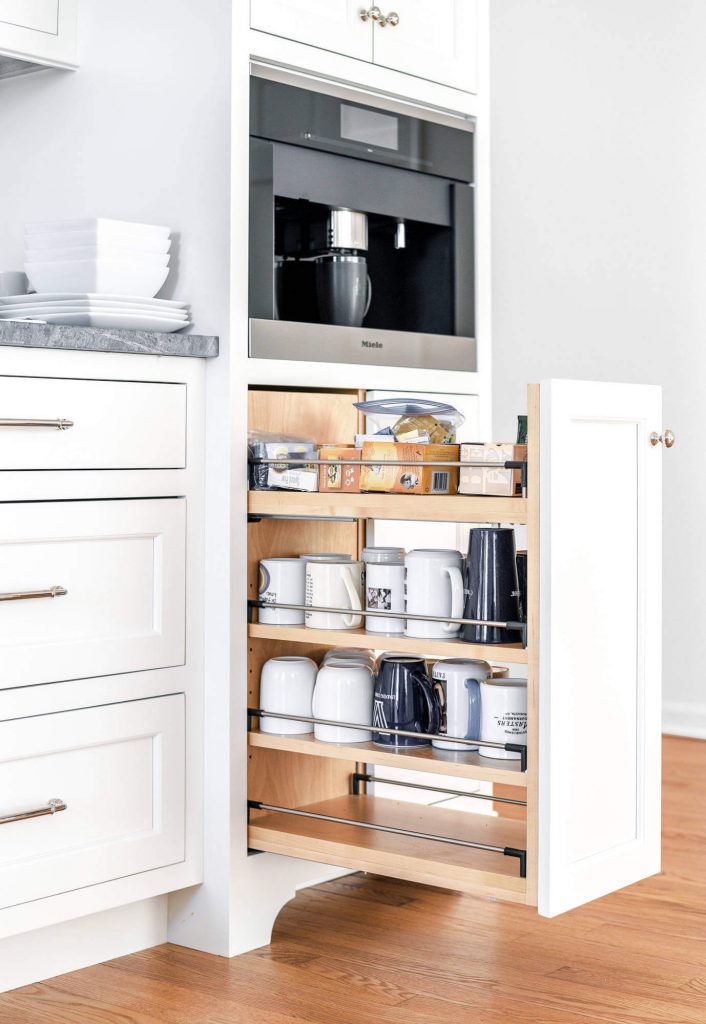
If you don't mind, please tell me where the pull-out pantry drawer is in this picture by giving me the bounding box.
[0,375,186,469]
[0,498,185,689]
[0,695,185,909]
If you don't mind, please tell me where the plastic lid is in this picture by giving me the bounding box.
[353,398,460,417]
[362,546,405,564]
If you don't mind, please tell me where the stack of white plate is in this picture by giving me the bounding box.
[0,293,189,333]
[7,218,190,331]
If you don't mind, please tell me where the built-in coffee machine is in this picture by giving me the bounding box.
[249,70,476,371]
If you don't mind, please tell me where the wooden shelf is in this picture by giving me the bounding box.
[249,730,526,787]
[248,794,528,903]
[248,622,529,664]
[249,490,528,524]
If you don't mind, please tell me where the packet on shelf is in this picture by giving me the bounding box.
[318,446,362,493]
[360,442,460,495]
[458,443,527,497]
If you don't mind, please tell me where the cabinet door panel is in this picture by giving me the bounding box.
[372,0,478,93]
[0,695,184,909]
[0,0,57,34]
[0,498,186,689]
[538,379,662,916]
[251,0,372,61]
[0,0,76,68]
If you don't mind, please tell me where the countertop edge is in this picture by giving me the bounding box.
[0,322,219,358]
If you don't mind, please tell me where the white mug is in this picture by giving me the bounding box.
[404,549,464,639]
[312,661,374,743]
[479,677,528,759]
[431,659,490,751]
[299,553,352,562]
[258,557,306,624]
[259,656,317,734]
[305,559,363,630]
[363,547,405,635]
[323,648,376,669]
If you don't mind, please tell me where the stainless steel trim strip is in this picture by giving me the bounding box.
[0,798,67,825]
[249,319,477,372]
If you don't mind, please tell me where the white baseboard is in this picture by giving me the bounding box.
[0,896,167,994]
[663,701,706,740]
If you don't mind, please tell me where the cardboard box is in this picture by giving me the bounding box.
[319,446,361,493]
[360,442,459,495]
[459,443,527,497]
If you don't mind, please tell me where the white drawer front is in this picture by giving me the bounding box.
[0,695,185,909]
[0,498,186,689]
[0,376,186,469]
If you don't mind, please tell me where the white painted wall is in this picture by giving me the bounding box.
[0,0,230,338]
[490,0,704,736]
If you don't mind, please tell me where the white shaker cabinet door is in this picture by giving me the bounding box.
[0,695,185,910]
[0,498,186,689]
[538,379,662,916]
[250,0,372,61]
[372,0,478,93]
[0,0,77,69]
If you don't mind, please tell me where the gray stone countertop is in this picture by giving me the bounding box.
[0,321,219,358]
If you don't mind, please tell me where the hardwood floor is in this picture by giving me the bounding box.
[2,736,705,1024]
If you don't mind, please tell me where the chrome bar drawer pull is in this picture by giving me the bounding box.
[0,418,74,430]
[0,585,68,603]
[0,798,67,825]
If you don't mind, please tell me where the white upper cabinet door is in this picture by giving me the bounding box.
[538,379,662,916]
[0,0,77,69]
[371,0,478,93]
[250,0,372,61]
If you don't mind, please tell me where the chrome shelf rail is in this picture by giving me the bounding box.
[248,799,527,878]
[247,708,528,770]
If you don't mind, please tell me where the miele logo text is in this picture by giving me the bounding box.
[362,340,383,349]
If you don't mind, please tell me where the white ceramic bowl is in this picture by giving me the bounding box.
[25,218,170,238]
[24,260,169,298]
[25,246,170,267]
[26,231,172,254]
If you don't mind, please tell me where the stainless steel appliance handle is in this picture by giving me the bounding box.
[0,418,73,430]
[0,798,67,826]
[0,586,68,603]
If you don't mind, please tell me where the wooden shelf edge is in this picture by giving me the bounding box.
[249,730,527,787]
[248,490,528,525]
[248,622,529,664]
[248,795,527,903]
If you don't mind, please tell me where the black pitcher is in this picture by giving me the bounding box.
[373,656,440,748]
[463,527,521,644]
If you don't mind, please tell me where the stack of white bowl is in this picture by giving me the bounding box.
[2,218,190,333]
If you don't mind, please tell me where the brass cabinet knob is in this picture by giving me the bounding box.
[384,11,400,26]
[360,6,383,21]
[649,429,675,448]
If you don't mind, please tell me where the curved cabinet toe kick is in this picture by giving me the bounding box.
[0,347,206,985]
[238,378,663,949]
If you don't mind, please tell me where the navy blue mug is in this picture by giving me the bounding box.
[463,527,521,644]
[373,655,440,748]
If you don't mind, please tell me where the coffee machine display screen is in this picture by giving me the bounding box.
[340,104,399,151]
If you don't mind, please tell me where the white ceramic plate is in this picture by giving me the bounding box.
[0,292,188,309]
[0,305,189,320]
[24,231,171,254]
[25,246,170,267]
[2,311,189,332]
[25,261,169,299]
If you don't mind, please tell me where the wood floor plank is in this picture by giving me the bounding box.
[0,736,704,1024]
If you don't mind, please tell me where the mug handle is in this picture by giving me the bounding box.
[341,566,363,628]
[364,275,373,318]
[465,678,481,740]
[441,565,464,633]
[415,671,441,735]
